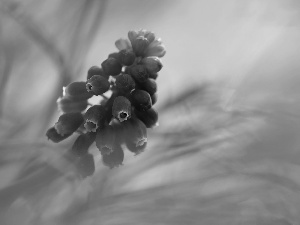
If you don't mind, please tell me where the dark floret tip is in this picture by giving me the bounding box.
[118,111,130,122]
[109,164,123,169]
[86,83,92,91]
[102,145,124,168]
[84,120,98,132]
[100,146,113,155]
[54,122,65,136]
[137,138,147,147]
[46,126,72,143]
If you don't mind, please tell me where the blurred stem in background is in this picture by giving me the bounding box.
[0,0,107,137]
[0,20,13,117]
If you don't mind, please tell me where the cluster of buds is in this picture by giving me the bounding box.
[46,30,165,177]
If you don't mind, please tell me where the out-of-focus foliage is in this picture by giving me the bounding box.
[1,0,300,225]
[0,0,107,138]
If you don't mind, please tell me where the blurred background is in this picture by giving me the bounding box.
[1,0,300,224]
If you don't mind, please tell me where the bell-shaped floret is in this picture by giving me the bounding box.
[102,144,124,168]
[84,105,106,132]
[101,57,122,76]
[65,82,93,100]
[130,89,152,111]
[70,132,96,157]
[112,96,132,122]
[54,112,84,136]
[86,75,110,96]
[123,118,147,155]
[135,108,158,128]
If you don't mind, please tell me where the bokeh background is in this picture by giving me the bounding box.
[1,0,300,224]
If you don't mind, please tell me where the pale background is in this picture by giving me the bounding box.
[1,0,300,224]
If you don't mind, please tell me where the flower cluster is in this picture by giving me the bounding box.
[46,30,165,177]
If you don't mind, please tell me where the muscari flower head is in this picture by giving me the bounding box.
[47,29,165,174]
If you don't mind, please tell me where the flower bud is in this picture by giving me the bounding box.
[112,96,131,122]
[95,125,115,155]
[128,30,139,46]
[144,31,155,43]
[102,145,124,168]
[129,65,149,83]
[135,108,158,128]
[133,36,149,56]
[145,39,166,58]
[115,38,131,51]
[115,74,135,93]
[141,57,163,74]
[70,132,96,157]
[54,112,84,136]
[126,139,147,155]
[87,66,109,80]
[65,82,93,100]
[84,105,106,132]
[108,52,121,62]
[140,78,157,96]
[128,29,155,45]
[123,118,147,155]
[149,72,158,80]
[46,126,72,143]
[150,93,157,105]
[119,49,136,66]
[86,75,110,95]
[57,97,88,113]
[101,57,122,76]
[76,153,95,178]
[130,89,152,111]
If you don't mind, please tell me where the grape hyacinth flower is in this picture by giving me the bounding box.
[112,96,132,122]
[46,29,166,176]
